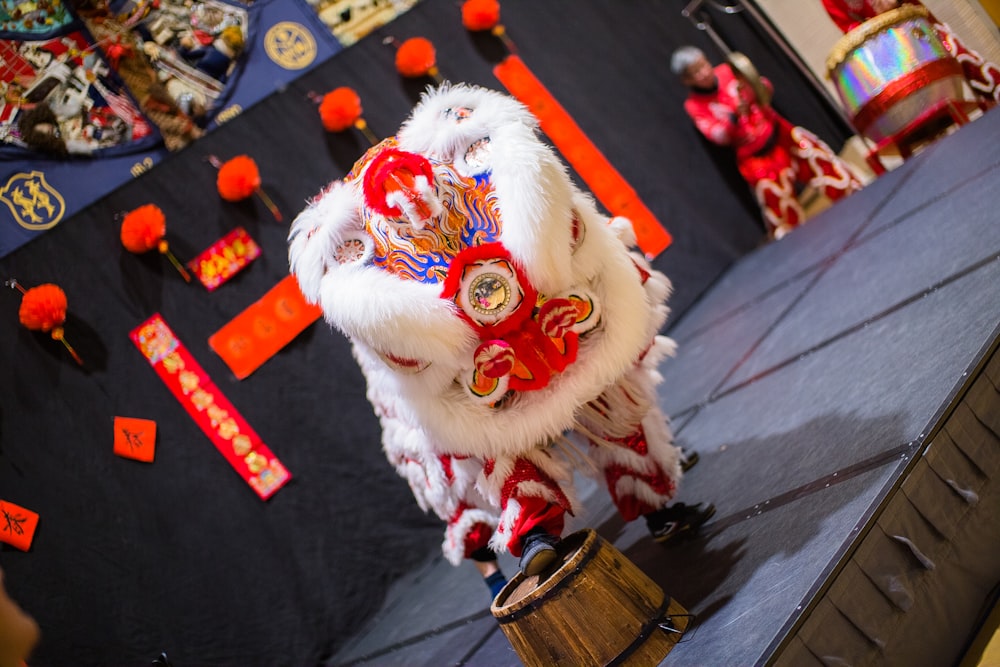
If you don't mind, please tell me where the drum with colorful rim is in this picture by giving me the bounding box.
[826,4,968,143]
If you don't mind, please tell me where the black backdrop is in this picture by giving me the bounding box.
[0,1,853,665]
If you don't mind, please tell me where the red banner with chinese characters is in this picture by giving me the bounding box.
[188,227,261,292]
[493,55,672,259]
[130,314,291,500]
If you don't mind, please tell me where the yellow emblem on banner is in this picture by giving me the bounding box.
[264,21,316,70]
[0,171,65,231]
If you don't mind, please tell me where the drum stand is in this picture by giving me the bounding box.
[863,99,983,175]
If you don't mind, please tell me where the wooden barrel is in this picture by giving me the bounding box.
[490,529,691,666]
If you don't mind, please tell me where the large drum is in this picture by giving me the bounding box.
[826,4,968,143]
[491,529,691,666]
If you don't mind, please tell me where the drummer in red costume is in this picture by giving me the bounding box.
[671,46,863,240]
[821,0,1000,105]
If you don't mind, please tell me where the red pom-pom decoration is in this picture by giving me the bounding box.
[217,155,260,202]
[120,203,166,254]
[11,280,83,365]
[395,37,437,78]
[18,283,67,333]
[213,154,282,221]
[120,204,191,282]
[319,87,362,132]
[462,0,500,31]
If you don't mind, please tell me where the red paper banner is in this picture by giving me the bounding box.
[188,227,261,291]
[130,314,291,500]
[493,55,672,259]
[209,275,322,380]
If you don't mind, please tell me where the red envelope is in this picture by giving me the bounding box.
[0,500,39,552]
[114,416,157,463]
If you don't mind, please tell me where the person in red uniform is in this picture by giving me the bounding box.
[671,46,863,240]
[821,0,1000,105]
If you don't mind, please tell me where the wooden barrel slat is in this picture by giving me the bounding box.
[491,529,690,667]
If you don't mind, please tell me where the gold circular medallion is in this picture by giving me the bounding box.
[264,22,316,70]
[469,273,511,315]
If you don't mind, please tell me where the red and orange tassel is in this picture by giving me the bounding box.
[461,0,516,53]
[314,86,379,146]
[391,37,443,83]
[120,203,191,282]
[211,154,283,222]
[8,279,83,365]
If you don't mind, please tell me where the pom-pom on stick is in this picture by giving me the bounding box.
[387,36,443,83]
[7,279,83,365]
[120,203,192,282]
[310,87,379,146]
[209,154,283,222]
[461,0,516,53]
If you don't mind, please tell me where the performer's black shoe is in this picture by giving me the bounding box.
[646,502,716,543]
[518,530,560,577]
[680,448,699,473]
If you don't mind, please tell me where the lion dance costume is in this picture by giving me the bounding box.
[289,84,705,575]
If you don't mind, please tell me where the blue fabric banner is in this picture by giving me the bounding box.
[0,0,351,258]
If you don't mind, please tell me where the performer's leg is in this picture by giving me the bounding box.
[380,415,503,568]
[933,20,1000,105]
[388,442,509,595]
[481,450,577,576]
[739,140,804,239]
[470,545,508,599]
[788,125,863,206]
[751,169,803,240]
[364,347,508,594]
[578,352,715,542]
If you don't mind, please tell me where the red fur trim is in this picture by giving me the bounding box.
[504,320,578,392]
[362,148,435,217]
[600,427,676,521]
[439,454,455,483]
[631,258,651,284]
[440,242,537,338]
[537,297,577,338]
[463,520,494,557]
[504,495,566,556]
[474,339,515,378]
[499,458,572,512]
[606,490,657,523]
[440,241,507,298]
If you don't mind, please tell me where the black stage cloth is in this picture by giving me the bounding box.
[0,1,853,664]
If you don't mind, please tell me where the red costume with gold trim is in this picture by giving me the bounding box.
[683,63,862,238]
[821,0,1000,104]
[289,84,684,563]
